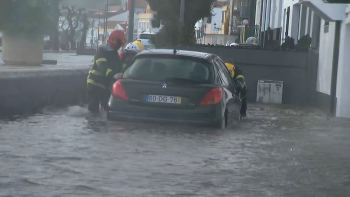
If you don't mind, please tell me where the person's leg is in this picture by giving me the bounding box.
[240,87,248,117]
[87,85,100,113]
[99,88,111,112]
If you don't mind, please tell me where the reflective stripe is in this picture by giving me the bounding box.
[89,70,104,76]
[87,79,106,89]
[236,75,244,80]
[106,69,113,77]
[94,58,107,65]
[122,63,127,71]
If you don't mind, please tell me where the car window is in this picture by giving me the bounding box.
[139,34,154,39]
[213,60,229,86]
[123,56,213,84]
[216,59,233,84]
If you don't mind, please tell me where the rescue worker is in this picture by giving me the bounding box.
[120,41,145,72]
[87,30,127,113]
[225,61,248,118]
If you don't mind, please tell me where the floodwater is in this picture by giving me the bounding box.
[0,104,350,197]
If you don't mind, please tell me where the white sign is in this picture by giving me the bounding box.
[242,19,249,25]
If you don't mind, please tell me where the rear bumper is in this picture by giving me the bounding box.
[107,111,220,125]
[108,97,222,125]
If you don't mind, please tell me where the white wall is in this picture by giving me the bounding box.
[316,20,336,95]
[281,0,297,37]
[336,22,350,118]
[211,7,223,33]
[255,0,262,26]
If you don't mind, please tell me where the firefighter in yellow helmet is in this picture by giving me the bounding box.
[225,61,248,118]
[120,40,145,72]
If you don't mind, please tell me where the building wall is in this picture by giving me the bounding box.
[255,0,262,26]
[336,21,350,118]
[316,20,336,95]
[281,0,296,37]
[211,7,223,33]
[172,46,314,105]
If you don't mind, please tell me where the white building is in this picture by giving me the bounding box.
[256,0,350,118]
[195,1,237,45]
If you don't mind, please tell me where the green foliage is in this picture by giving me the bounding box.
[147,0,216,48]
[0,0,55,39]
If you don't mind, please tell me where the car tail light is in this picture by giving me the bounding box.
[200,88,223,105]
[112,81,129,101]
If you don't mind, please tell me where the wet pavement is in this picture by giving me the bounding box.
[0,104,350,197]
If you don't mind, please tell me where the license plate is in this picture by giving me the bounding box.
[146,95,182,104]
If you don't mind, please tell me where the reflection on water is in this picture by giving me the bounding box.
[0,104,350,196]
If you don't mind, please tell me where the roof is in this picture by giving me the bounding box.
[298,0,347,21]
[137,49,213,59]
[135,0,148,8]
[108,11,138,21]
[100,21,125,26]
[214,1,230,7]
[109,5,121,11]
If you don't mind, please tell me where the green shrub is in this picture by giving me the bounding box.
[0,0,55,39]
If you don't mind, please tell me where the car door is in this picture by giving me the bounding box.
[213,57,240,125]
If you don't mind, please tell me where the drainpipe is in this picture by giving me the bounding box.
[330,21,341,115]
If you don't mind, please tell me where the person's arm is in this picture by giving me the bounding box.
[106,52,122,80]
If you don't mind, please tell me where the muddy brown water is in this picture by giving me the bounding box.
[1,104,350,197]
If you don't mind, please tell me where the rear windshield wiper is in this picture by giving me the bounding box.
[165,77,201,84]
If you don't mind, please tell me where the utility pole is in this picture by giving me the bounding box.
[127,0,135,42]
[228,0,234,35]
[180,0,185,24]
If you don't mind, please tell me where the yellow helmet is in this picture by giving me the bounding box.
[133,40,145,52]
[125,40,145,53]
[225,63,235,78]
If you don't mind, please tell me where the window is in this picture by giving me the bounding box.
[214,58,232,87]
[324,21,329,33]
[207,16,212,24]
[139,21,141,30]
[142,22,145,31]
[139,34,154,39]
[222,11,225,23]
[123,56,213,84]
[146,21,149,31]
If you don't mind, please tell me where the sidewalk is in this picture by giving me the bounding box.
[0,52,92,69]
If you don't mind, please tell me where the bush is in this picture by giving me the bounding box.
[0,0,55,39]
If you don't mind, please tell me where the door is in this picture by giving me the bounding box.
[213,58,240,125]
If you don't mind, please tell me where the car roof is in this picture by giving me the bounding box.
[136,49,214,60]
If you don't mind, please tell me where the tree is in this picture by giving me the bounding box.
[59,6,84,50]
[0,0,56,39]
[147,0,216,47]
[48,0,62,50]
[79,11,91,50]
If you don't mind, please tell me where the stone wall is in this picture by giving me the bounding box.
[174,46,319,105]
[0,68,89,115]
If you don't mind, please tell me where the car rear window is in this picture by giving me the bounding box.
[139,34,154,39]
[123,56,213,83]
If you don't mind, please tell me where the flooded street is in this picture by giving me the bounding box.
[1,104,350,197]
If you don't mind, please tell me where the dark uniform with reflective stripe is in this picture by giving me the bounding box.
[87,43,122,113]
[233,68,248,117]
